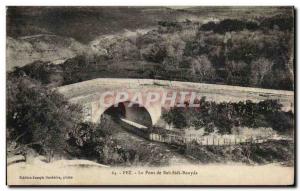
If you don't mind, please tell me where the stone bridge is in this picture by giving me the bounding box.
[57,78,294,126]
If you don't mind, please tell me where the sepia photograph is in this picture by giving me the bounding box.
[6,6,295,186]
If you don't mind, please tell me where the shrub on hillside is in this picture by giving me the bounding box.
[7,75,82,159]
[261,15,294,31]
[66,116,138,165]
[140,43,167,63]
[11,61,64,86]
[162,107,187,129]
[200,19,260,33]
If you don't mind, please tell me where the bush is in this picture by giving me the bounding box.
[158,21,182,33]
[11,61,64,86]
[66,117,138,165]
[162,108,187,129]
[266,111,294,133]
[140,43,167,63]
[261,15,294,31]
[200,19,260,33]
[7,75,82,157]
[67,121,114,160]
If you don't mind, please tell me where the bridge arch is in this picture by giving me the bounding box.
[92,99,162,126]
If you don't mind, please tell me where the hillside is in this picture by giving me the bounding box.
[7,6,291,43]
[6,35,87,71]
[7,6,294,90]
[7,7,177,43]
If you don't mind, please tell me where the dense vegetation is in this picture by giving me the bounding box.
[10,13,294,90]
[6,74,122,163]
[7,75,80,158]
[162,97,294,135]
[66,119,133,165]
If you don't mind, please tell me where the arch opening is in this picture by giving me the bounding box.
[103,101,153,127]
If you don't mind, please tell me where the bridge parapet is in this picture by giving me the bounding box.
[57,78,294,97]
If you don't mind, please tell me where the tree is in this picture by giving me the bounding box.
[266,111,294,134]
[162,108,187,129]
[250,58,274,86]
[7,75,82,159]
[66,116,129,165]
[225,60,249,86]
[189,55,216,81]
[11,61,64,86]
[140,43,167,63]
[200,19,259,33]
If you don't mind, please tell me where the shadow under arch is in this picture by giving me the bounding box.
[103,101,153,127]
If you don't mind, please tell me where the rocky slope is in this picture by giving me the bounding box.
[6,35,87,71]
